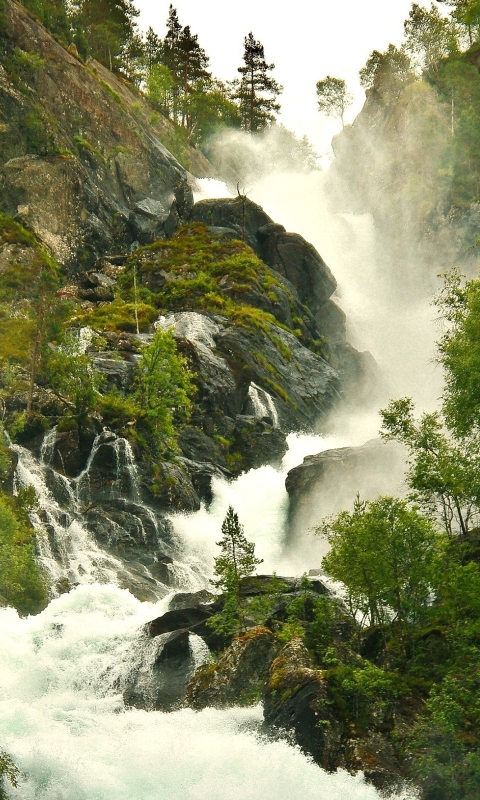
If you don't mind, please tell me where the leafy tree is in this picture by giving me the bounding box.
[380,397,480,537]
[45,332,104,440]
[359,44,413,99]
[404,2,458,73]
[184,80,241,143]
[317,495,439,625]
[234,32,282,131]
[133,328,194,456]
[438,0,480,44]
[316,76,353,127]
[146,63,175,117]
[435,268,480,436]
[208,505,263,635]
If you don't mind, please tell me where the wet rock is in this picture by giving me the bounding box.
[146,603,222,639]
[185,627,282,710]
[168,589,216,610]
[123,629,206,711]
[263,639,343,771]
[239,574,329,597]
[228,415,287,473]
[178,426,227,468]
[190,197,272,253]
[285,438,406,544]
[141,460,201,513]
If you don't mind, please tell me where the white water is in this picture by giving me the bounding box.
[0,586,414,800]
[0,167,436,798]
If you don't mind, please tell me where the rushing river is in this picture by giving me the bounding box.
[0,171,432,799]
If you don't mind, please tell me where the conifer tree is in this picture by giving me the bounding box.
[234,32,282,131]
[208,506,263,635]
[145,25,163,71]
[163,4,183,122]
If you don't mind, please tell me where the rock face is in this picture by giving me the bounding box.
[263,639,342,771]
[123,630,209,712]
[285,438,407,549]
[158,310,339,435]
[189,198,375,395]
[0,1,214,269]
[185,627,281,709]
[263,639,405,791]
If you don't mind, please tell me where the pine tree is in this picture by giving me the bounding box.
[234,32,282,132]
[163,4,183,122]
[178,25,210,127]
[209,506,263,635]
[145,26,163,71]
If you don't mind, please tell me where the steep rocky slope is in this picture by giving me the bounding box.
[0,0,214,270]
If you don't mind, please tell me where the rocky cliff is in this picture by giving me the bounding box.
[0,0,214,271]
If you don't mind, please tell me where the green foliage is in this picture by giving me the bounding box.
[381,396,480,536]
[318,495,439,625]
[404,3,458,73]
[72,298,157,333]
[0,749,19,799]
[360,44,413,98]
[316,76,353,127]
[208,506,263,636]
[0,493,48,615]
[73,135,105,163]
[436,269,480,435]
[45,332,104,437]
[133,329,194,456]
[233,32,282,131]
[327,661,398,731]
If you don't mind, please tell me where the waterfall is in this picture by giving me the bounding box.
[11,429,207,598]
[248,382,279,427]
[0,586,412,800]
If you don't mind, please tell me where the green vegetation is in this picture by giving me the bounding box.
[122,224,305,370]
[316,76,353,128]
[133,329,194,457]
[318,495,438,625]
[208,506,263,636]
[0,427,48,615]
[0,749,19,799]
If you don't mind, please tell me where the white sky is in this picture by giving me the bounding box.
[135,0,443,153]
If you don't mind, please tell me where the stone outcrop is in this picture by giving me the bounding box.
[263,638,405,792]
[285,438,407,545]
[123,629,208,712]
[185,627,281,709]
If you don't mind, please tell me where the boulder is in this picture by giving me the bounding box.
[123,629,207,711]
[185,627,281,710]
[190,197,273,253]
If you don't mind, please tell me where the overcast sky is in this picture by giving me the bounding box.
[135,0,443,152]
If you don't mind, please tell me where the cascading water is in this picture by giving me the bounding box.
[0,587,413,800]
[0,168,428,799]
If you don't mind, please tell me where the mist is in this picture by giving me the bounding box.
[186,116,459,575]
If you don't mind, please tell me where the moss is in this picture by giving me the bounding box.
[71,299,157,333]
[98,79,122,105]
[264,379,292,405]
[73,135,105,164]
